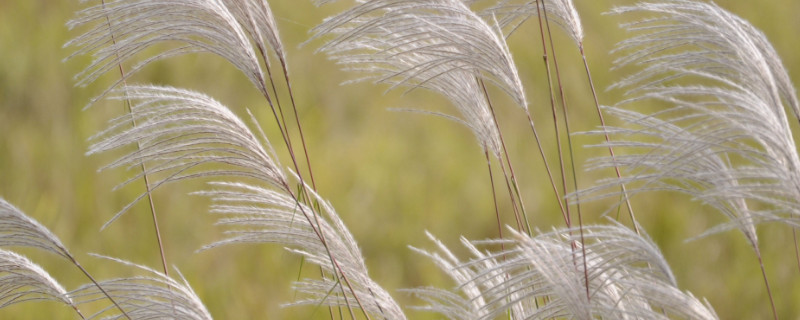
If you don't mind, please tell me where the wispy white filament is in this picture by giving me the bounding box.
[0,199,71,259]
[312,0,529,156]
[0,249,75,310]
[70,256,212,320]
[409,224,718,319]
[67,0,286,96]
[584,0,800,246]
[89,85,406,319]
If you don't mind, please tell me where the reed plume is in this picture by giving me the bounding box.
[409,223,718,320]
[581,1,800,317]
[88,85,404,319]
[70,256,212,320]
[0,200,76,311]
[584,0,800,254]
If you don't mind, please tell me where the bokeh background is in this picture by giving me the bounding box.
[1,0,800,318]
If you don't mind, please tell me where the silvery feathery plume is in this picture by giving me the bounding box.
[476,0,583,44]
[0,249,75,311]
[87,85,287,228]
[70,256,212,320]
[89,85,405,319]
[404,231,516,320]
[583,0,800,246]
[538,0,583,45]
[580,3,797,316]
[398,72,505,158]
[311,0,527,157]
[0,199,83,315]
[0,199,72,259]
[66,0,285,97]
[409,223,718,320]
[197,180,406,319]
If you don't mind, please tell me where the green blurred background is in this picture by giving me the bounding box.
[1,0,799,318]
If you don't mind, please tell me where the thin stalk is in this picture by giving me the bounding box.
[278,57,318,191]
[754,246,778,320]
[367,287,388,320]
[498,163,524,231]
[538,0,589,301]
[256,28,337,306]
[255,85,328,297]
[98,1,178,317]
[257,59,337,318]
[534,0,571,227]
[479,79,531,235]
[794,229,800,274]
[253,56,326,291]
[249,56,313,214]
[99,0,168,277]
[485,150,505,244]
[253,27,353,320]
[65,295,87,320]
[68,254,131,320]
[539,1,583,228]
[478,95,522,231]
[73,307,87,320]
[497,3,568,227]
[260,49,298,171]
[292,192,357,320]
[482,150,512,320]
[320,265,339,320]
[524,112,567,224]
[578,45,638,234]
[254,48,308,199]
[258,51,352,319]
[253,69,292,161]
[576,208,589,301]
[499,3,569,226]
[266,66,354,319]
[256,76,349,320]
[254,46,317,201]
[279,178,372,320]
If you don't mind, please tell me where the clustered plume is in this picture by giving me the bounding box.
[586,0,800,247]
[408,223,718,319]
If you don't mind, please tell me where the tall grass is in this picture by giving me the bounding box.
[0,0,798,318]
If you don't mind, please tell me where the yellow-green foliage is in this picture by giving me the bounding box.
[1,0,799,318]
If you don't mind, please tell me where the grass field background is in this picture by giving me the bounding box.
[1,0,800,318]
